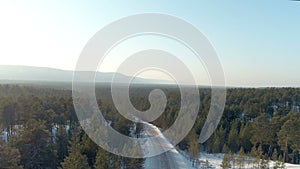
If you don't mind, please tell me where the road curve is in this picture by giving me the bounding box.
[141,121,193,169]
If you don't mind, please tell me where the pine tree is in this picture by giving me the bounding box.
[239,123,253,152]
[212,134,221,153]
[56,125,69,165]
[220,153,232,169]
[16,119,56,169]
[278,115,300,163]
[81,134,98,167]
[251,114,278,157]
[94,148,110,169]
[250,145,257,157]
[272,148,278,161]
[278,155,286,169]
[236,147,245,169]
[0,141,23,169]
[256,145,265,168]
[188,138,199,167]
[222,144,230,153]
[250,145,261,169]
[228,121,240,152]
[273,149,282,169]
[228,151,236,169]
[60,127,90,169]
[60,149,90,169]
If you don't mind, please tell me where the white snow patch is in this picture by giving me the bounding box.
[190,152,300,169]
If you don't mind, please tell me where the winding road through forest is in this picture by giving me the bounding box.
[140,121,194,169]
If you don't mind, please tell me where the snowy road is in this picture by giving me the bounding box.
[140,121,193,169]
[134,118,300,169]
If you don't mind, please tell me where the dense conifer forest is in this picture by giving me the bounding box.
[0,84,299,168]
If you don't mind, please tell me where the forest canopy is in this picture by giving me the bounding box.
[0,84,299,168]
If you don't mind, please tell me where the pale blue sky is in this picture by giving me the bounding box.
[0,0,299,87]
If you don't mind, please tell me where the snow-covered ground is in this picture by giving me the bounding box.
[0,131,8,142]
[139,122,300,169]
[135,118,300,169]
[185,152,300,169]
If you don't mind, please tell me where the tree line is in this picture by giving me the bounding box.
[0,84,143,169]
[0,84,300,168]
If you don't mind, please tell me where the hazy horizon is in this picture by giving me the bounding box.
[0,64,299,88]
[1,1,300,87]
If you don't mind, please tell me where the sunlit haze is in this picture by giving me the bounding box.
[0,1,300,87]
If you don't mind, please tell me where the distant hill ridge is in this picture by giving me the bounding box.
[0,65,169,84]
